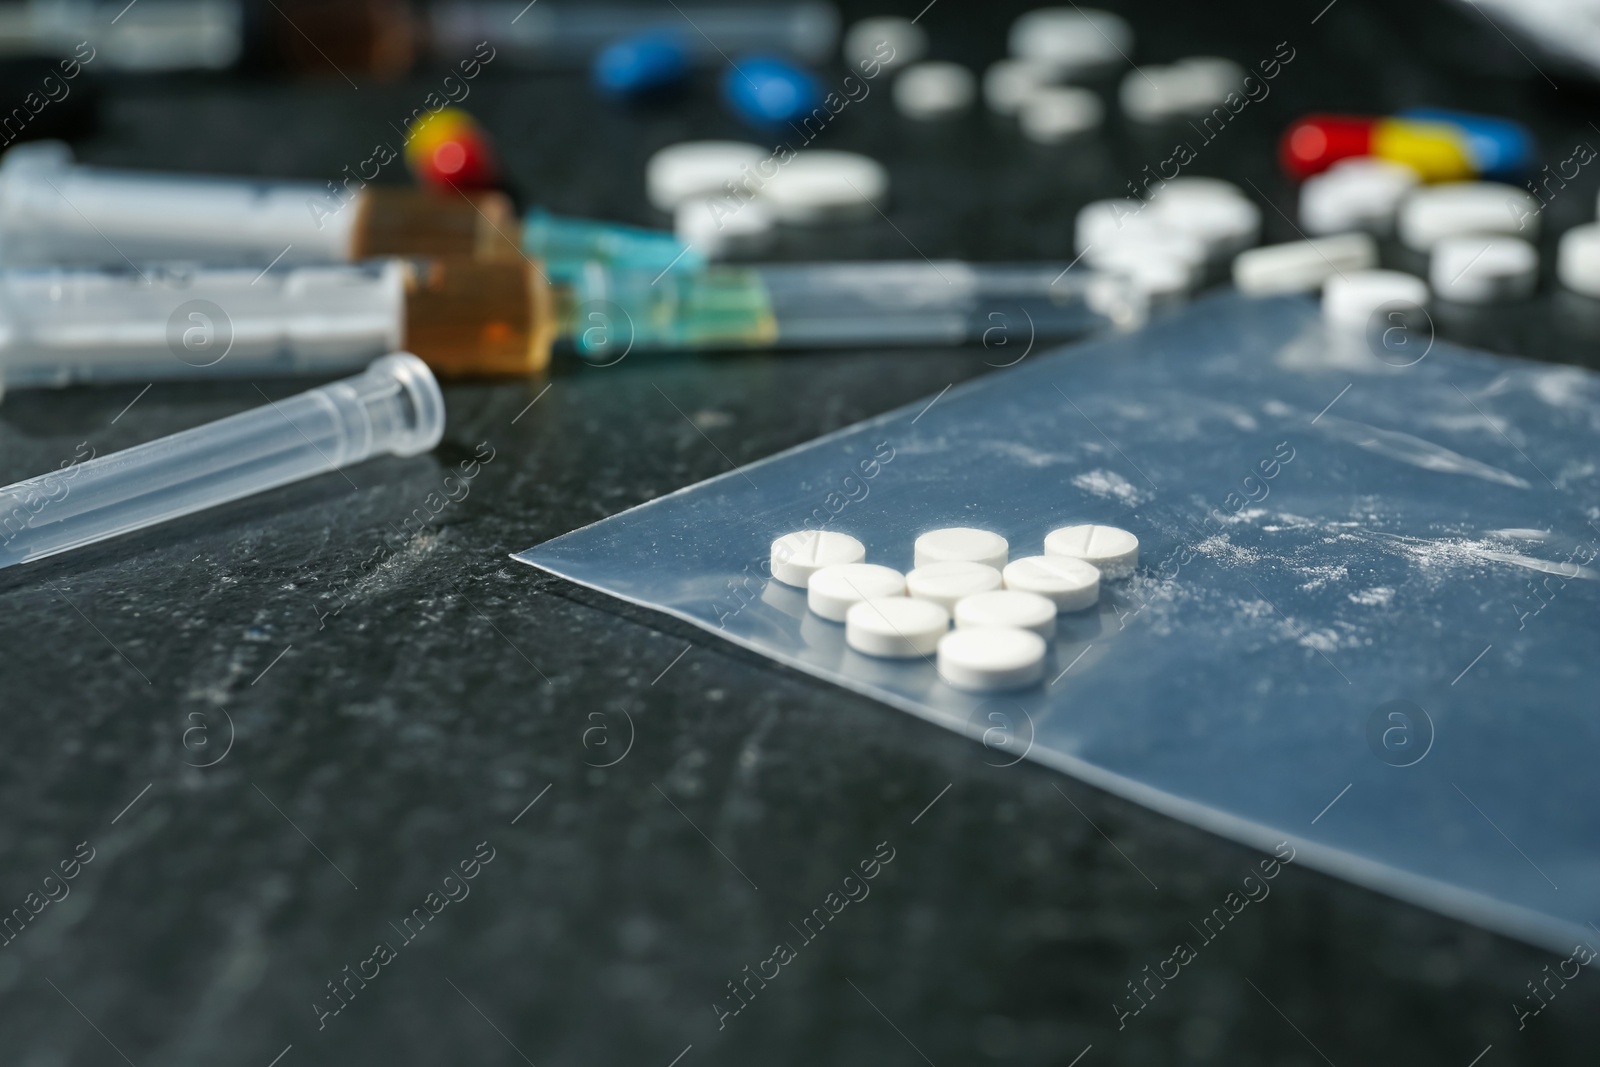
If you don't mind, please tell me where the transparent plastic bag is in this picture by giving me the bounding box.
[516,292,1600,952]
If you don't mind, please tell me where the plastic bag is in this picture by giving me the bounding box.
[516,292,1600,953]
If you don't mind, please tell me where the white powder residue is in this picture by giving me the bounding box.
[1348,586,1395,607]
[1196,535,1261,566]
[1072,469,1150,506]
[1298,564,1348,592]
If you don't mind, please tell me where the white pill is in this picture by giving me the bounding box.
[1152,192,1261,259]
[1398,181,1540,251]
[983,58,1061,115]
[937,627,1047,692]
[646,141,769,212]
[843,16,926,72]
[906,560,1003,611]
[770,530,865,588]
[1153,176,1246,207]
[1085,225,1205,274]
[953,589,1058,638]
[674,196,773,259]
[1044,524,1139,579]
[1322,269,1430,332]
[1119,58,1242,124]
[846,596,949,658]
[1094,246,1196,303]
[757,151,888,224]
[1009,7,1132,76]
[1074,198,1165,255]
[914,527,1009,570]
[1232,233,1378,295]
[893,61,976,121]
[1018,85,1104,143]
[808,563,905,622]
[1558,223,1600,298]
[1299,157,1420,236]
[1430,234,1538,304]
[1003,555,1100,611]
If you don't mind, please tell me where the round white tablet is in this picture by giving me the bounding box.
[1008,7,1132,76]
[771,530,865,588]
[937,627,1047,692]
[1152,191,1261,259]
[906,560,1003,611]
[1003,555,1100,611]
[1044,524,1139,579]
[1152,176,1246,207]
[1430,234,1537,304]
[646,141,768,212]
[1397,181,1540,251]
[1095,247,1195,303]
[808,563,905,622]
[843,16,926,71]
[1120,59,1241,124]
[846,596,949,658]
[674,196,773,259]
[1018,85,1104,144]
[1322,269,1430,332]
[1085,227,1206,282]
[1074,199,1169,255]
[914,527,1010,570]
[953,589,1058,638]
[983,58,1061,115]
[1232,233,1378,295]
[893,61,976,121]
[1300,157,1420,236]
[757,151,888,224]
[1558,223,1600,298]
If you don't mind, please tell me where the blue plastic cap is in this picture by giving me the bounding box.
[594,31,690,97]
[722,54,824,127]
[1398,107,1536,180]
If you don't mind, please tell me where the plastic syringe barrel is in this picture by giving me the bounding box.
[0,141,359,268]
[565,261,1146,359]
[0,260,406,393]
[0,354,443,569]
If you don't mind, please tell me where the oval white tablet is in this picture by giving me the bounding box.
[983,58,1061,115]
[1120,59,1242,124]
[757,151,889,224]
[646,141,769,212]
[894,61,976,121]
[1153,176,1246,207]
[1009,7,1132,75]
[1018,85,1104,144]
[906,560,1003,611]
[846,596,949,658]
[674,196,773,259]
[1003,555,1100,611]
[1097,248,1195,303]
[1430,234,1537,304]
[808,563,905,621]
[937,627,1047,692]
[1558,223,1600,298]
[843,16,926,71]
[1232,233,1378,295]
[914,527,1009,570]
[1044,524,1139,579]
[771,530,865,588]
[1074,199,1171,255]
[953,589,1057,638]
[1300,157,1420,236]
[1398,181,1540,251]
[1152,192,1261,259]
[1322,269,1430,332]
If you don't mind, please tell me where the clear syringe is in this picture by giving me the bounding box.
[0,257,554,398]
[0,354,443,570]
[561,260,1146,361]
[0,141,698,278]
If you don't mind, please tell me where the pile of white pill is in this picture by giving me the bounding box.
[769,523,1139,693]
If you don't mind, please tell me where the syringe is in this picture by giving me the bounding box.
[429,1,840,67]
[0,353,443,570]
[561,260,1145,361]
[0,257,553,398]
[0,142,695,278]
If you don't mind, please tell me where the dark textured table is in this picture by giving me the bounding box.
[2,1,1597,1064]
